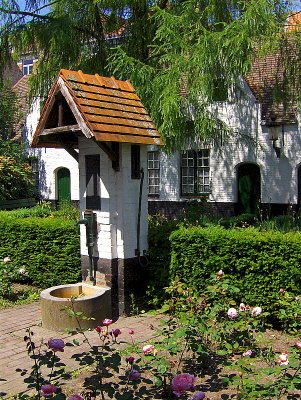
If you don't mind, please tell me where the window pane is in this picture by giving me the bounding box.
[147,151,160,195]
[181,149,210,195]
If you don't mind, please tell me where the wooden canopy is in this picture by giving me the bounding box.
[31,69,162,163]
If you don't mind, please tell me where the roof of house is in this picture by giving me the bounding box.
[244,12,301,125]
[12,75,31,140]
[245,51,297,125]
[287,11,301,32]
[31,69,162,148]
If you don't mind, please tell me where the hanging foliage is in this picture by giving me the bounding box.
[0,0,299,149]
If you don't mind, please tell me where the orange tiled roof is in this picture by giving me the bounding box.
[31,69,162,148]
[12,75,31,140]
[245,11,301,125]
[287,11,301,32]
[245,41,299,125]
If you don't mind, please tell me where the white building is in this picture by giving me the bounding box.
[13,41,301,219]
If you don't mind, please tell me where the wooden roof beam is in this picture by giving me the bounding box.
[92,138,119,171]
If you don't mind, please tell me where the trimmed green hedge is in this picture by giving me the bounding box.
[170,226,301,312]
[0,216,81,287]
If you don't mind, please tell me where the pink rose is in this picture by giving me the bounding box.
[296,296,300,301]
[279,288,285,293]
[48,339,65,352]
[227,308,238,318]
[143,344,154,354]
[129,329,134,334]
[40,384,57,396]
[239,303,246,311]
[69,395,84,400]
[129,369,141,380]
[242,349,252,357]
[252,307,262,316]
[102,319,113,326]
[112,328,121,337]
[19,268,26,275]
[3,257,11,264]
[95,326,102,332]
[192,392,205,400]
[279,352,289,366]
[171,373,195,396]
[295,341,301,349]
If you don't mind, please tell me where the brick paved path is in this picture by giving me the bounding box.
[0,302,163,398]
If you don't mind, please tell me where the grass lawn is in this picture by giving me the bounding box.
[0,283,41,309]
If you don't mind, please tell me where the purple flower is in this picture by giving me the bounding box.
[192,392,205,400]
[112,328,121,337]
[242,349,252,357]
[126,356,135,364]
[129,369,141,380]
[171,373,195,396]
[69,395,84,400]
[48,339,65,352]
[40,384,57,397]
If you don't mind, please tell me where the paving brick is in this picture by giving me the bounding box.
[0,302,163,398]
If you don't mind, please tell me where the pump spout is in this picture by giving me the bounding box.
[75,219,88,227]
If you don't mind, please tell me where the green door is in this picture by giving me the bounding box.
[237,164,260,215]
[57,168,71,206]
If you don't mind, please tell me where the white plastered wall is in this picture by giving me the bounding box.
[24,98,80,201]
[149,82,301,206]
[78,137,148,261]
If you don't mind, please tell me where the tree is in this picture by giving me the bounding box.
[0,79,34,199]
[0,155,34,200]
[0,0,299,149]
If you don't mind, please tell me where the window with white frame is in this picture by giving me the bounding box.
[147,151,160,196]
[181,150,210,195]
[22,59,33,75]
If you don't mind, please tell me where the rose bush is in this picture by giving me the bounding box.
[0,256,27,297]
[16,271,301,400]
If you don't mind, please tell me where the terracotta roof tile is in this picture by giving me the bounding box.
[32,69,162,148]
[245,45,298,125]
[12,75,31,140]
[287,11,301,32]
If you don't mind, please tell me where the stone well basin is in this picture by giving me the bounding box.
[40,283,112,331]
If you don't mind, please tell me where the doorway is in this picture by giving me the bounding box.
[57,168,71,207]
[237,163,261,215]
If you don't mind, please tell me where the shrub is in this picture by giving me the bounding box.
[0,201,80,220]
[146,215,179,306]
[219,213,258,229]
[169,226,301,322]
[0,156,35,200]
[0,215,81,288]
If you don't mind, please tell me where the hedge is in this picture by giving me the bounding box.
[169,226,301,312]
[0,215,81,287]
